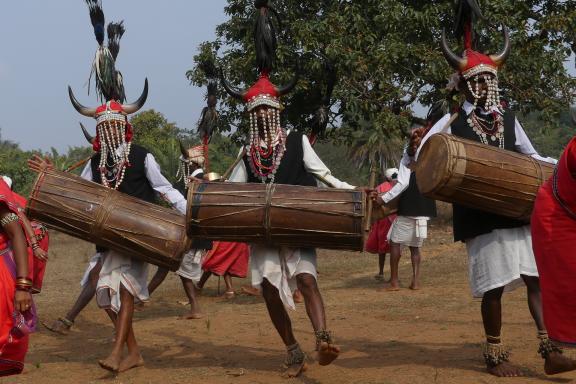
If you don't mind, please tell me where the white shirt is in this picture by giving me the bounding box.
[228,132,356,190]
[382,101,556,206]
[81,149,187,215]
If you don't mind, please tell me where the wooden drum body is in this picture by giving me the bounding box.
[187,182,365,251]
[27,170,189,270]
[415,133,554,221]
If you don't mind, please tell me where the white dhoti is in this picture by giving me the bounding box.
[465,225,538,298]
[80,252,103,287]
[250,244,317,310]
[95,250,149,313]
[175,249,205,285]
[388,216,428,248]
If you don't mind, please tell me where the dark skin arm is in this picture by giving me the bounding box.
[0,205,33,312]
[17,211,47,261]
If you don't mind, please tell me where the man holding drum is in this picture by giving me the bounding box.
[220,1,357,377]
[405,7,574,377]
[31,1,188,373]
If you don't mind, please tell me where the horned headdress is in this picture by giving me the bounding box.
[441,0,510,112]
[68,0,148,189]
[220,0,298,183]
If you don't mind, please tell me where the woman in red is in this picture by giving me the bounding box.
[198,242,250,298]
[365,168,398,281]
[531,136,576,373]
[0,179,34,376]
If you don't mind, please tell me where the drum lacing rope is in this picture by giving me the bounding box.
[552,166,576,221]
[264,183,276,244]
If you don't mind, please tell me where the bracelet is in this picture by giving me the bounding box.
[0,213,19,227]
[16,285,32,292]
[31,243,40,250]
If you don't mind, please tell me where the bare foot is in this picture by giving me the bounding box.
[98,354,121,372]
[409,282,420,290]
[544,351,576,375]
[223,291,235,299]
[118,353,144,373]
[374,274,384,281]
[317,342,340,366]
[241,286,261,296]
[42,318,72,335]
[283,360,307,378]
[179,311,204,320]
[486,361,524,377]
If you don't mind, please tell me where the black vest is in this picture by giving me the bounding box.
[90,144,157,204]
[92,144,156,254]
[243,131,317,186]
[450,108,526,242]
[397,173,437,217]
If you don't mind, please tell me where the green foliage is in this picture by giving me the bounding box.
[188,0,576,168]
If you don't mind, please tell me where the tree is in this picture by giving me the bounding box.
[188,0,576,168]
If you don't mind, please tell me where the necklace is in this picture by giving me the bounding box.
[467,111,504,148]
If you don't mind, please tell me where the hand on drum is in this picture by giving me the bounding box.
[28,155,55,173]
[407,127,426,157]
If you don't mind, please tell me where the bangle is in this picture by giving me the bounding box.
[0,213,19,227]
[16,285,31,292]
[31,243,40,250]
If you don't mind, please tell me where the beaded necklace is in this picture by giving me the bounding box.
[97,120,132,190]
[248,108,286,183]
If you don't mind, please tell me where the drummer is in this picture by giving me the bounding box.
[222,1,357,377]
[148,144,211,319]
[405,15,571,377]
[30,4,187,373]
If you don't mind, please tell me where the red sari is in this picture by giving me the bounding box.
[12,193,48,294]
[531,137,576,346]
[365,182,397,254]
[0,182,36,376]
[202,242,249,278]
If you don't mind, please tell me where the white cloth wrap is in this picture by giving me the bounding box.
[388,216,428,247]
[80,252,103,287]
[175,249,205,285]
[465,225,538,298]
[250,245,317,310]
[95,250,150,313]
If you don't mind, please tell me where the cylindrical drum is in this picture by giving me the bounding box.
[187,182,365,251]
[27,170,189,270]
[415,133,554,221]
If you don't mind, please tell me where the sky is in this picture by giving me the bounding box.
[0,1,228,152]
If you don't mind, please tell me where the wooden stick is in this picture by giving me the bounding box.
[364,164,378,238]
[221,148,247,181]
[63,155,93,173]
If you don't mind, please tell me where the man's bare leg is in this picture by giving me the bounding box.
[147,267,169,296]
[375,253,386,280]
[179,276,203,319]
[196,271,212,290]
[386,242,401,290]
[481,286,523,377]
[296,273,340,366]
[44,259,102,335]
[521,275,576,375]
[99,284,142,372]
[261,279,305,377]
[408,246,421,290]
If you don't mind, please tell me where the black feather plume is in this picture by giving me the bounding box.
[253,1,278,73]
[454,0,484,49]
[107,21,125,61]
[85,0,105,46]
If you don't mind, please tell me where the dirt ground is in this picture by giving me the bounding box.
[2,223,575,384]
